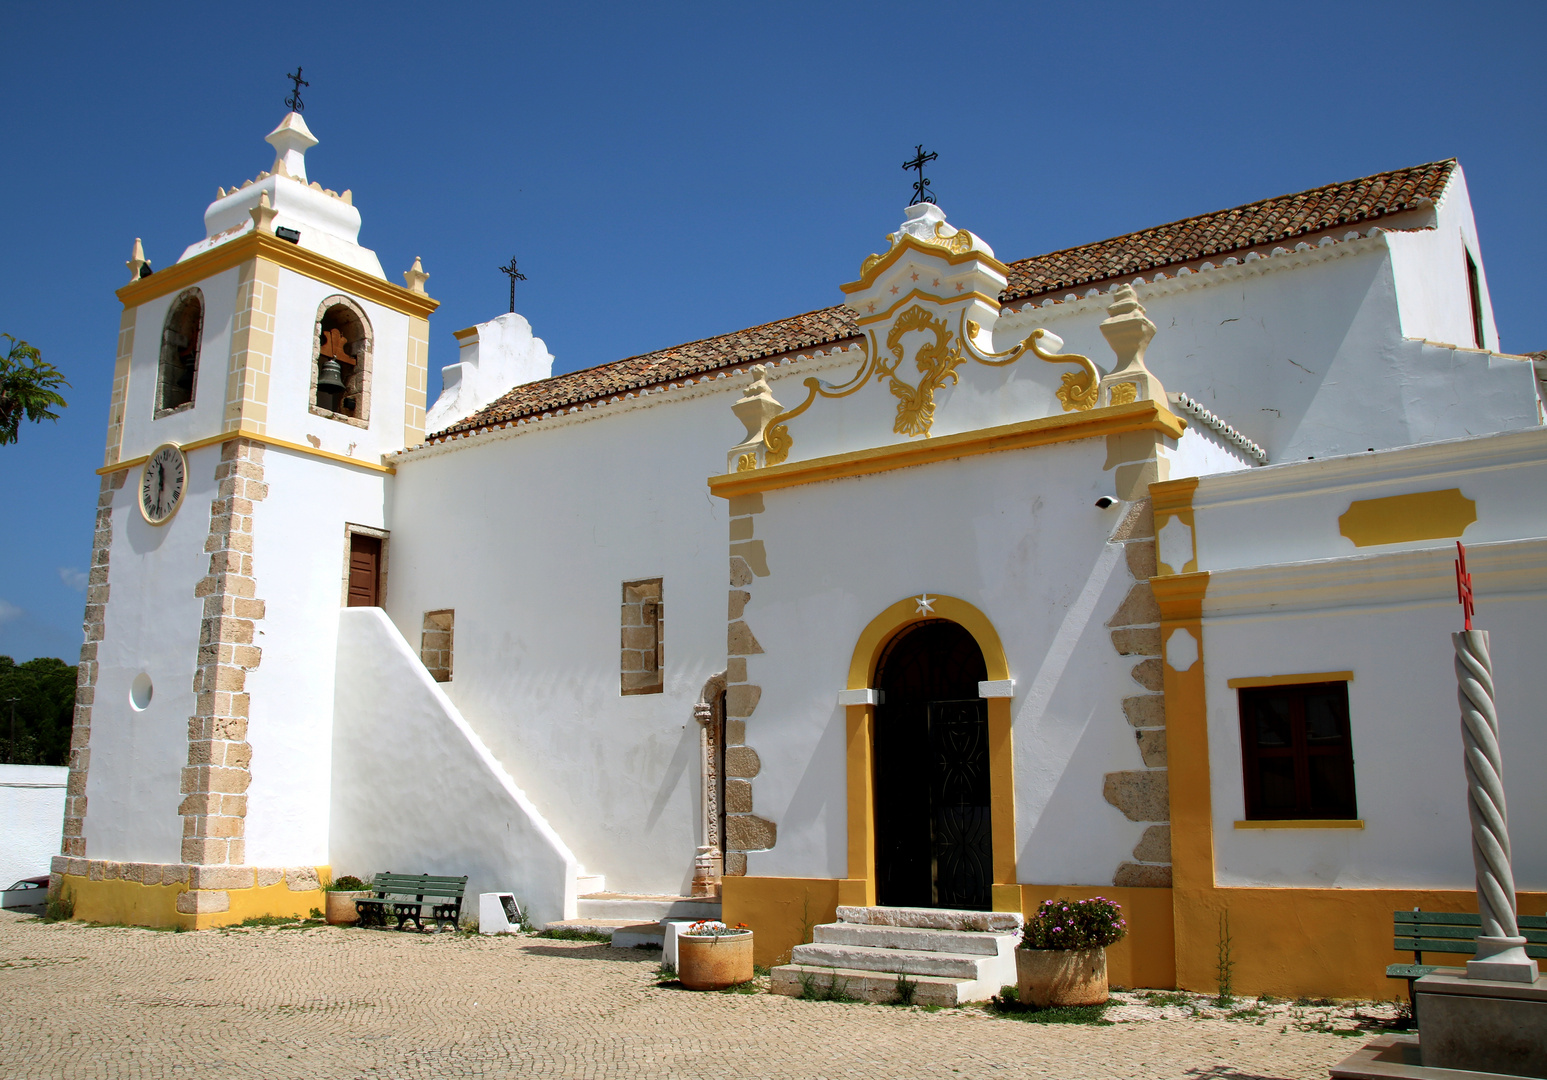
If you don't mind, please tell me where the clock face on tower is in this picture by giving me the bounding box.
[139,443,187,525]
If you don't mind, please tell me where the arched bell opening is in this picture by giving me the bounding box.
[873,618,991,911]
[156,289,203,415]
[312,297,373,423]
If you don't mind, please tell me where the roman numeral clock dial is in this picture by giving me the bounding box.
[138,443,187,525]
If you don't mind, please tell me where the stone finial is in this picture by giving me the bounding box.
[403,256,430,294]
[1099,283,1165,407]
[126,237,148,283]
[248,191,278,235]
[728,365,783,473]
[264,111,318,183]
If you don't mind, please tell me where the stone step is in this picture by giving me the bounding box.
[576,893,721,922]
[769,964,985,1006]
[836,905,1023,932]
[813,921,1016,957]
[541,919,667,947]
[789,941,989,980]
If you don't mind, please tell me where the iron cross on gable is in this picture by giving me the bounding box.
[498,257,527,314]
[904,144,938,206]
[285,67,309,113]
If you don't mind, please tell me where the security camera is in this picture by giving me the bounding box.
[1094,496,1118,509]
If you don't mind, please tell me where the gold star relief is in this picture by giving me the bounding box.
[867,302,875,313]
[890,285,899,295]
[955,282,964,292]
[932,278,940,287]
[911,271,919,281]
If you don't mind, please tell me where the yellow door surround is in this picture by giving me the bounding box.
[840,594,1018,912]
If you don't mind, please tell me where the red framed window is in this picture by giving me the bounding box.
[1238,681,1356,819]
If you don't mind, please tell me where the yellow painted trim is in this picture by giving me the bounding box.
[722,876,843,968]
[1337,488,1476,548]
[100,426,395,476]
[844,703,877,905]
[55,869,329,931]
[1151,572,1209,622]
[1227,671,1353,689]
[1149,476,1201,517]
[843,595,1016,899]
[1234,819,1364,829]
[840,234,1011,294]
[1015,885,1177,990]
[116,231,439,319]
[709,401,1187,499]
[452,325,479,341]
[851,288,1001,326]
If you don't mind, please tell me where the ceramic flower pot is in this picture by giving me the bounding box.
[325,890,369,925]
[1016,946,1108,1007]
[676,931,754,990]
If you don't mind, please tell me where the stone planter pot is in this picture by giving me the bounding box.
[325,890,369,926]
[1016,946,1108,1007]
[676,931,754,990]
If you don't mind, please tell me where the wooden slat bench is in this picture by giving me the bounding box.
[355,873,468,932]
[1388,908,1547,1019]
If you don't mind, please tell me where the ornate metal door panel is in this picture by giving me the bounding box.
[873,619,991,911]
[928,700,991,910]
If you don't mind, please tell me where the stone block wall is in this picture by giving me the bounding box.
[620,579,663,695]
[180,439,267,866]
[723,493,777,875]
[421,609,453,682]
[61,470,126,857]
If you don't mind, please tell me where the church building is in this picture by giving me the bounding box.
[51,108,1547,1000]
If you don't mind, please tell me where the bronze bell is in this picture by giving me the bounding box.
[317,358,347,395]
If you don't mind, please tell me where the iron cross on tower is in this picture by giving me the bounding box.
[498,257,527,314]
[904,144,938,206]
[285,67,309,112]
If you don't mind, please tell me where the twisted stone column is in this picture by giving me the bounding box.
[1454,630,1539,982]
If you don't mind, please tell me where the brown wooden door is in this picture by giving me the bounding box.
[347,535,381,607]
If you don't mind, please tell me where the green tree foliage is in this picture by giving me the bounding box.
[0,334,70,445]
[0,656,78,765]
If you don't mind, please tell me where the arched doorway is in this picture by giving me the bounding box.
[873,619,992,910]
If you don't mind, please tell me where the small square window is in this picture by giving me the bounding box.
[1238,681,1356,820]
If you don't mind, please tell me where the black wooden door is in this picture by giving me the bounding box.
[873,620,991,910]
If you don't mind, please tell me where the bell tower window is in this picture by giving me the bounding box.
[310,296,373,427]
[156,289,203,416]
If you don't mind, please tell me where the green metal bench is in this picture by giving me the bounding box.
[355,873,468,933]
[1388,908,1547,1019]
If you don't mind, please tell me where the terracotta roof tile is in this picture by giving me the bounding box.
[1002,159,1456,301]
[435,160,1456,440]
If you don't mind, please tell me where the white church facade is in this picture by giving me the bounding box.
[51,109,1547,998]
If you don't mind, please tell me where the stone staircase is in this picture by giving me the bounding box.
[543,893,722,948]
[771,905,1023,1006]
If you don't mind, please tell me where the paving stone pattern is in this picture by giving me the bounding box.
[0,911,1359,1079]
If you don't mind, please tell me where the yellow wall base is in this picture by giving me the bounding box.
[722,876,842,968]
[55,871,329,931]
[1177,887,1547,1000]
[1015,885,1176,991]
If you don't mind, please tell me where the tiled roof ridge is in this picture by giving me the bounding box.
[1001,158,1456,301]
[433,158,1456,442]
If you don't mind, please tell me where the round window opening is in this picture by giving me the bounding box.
[129,673,154,711]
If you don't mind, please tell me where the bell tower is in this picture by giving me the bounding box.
[54,109,438,927]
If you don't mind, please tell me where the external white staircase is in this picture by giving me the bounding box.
[771,905,1024,1006]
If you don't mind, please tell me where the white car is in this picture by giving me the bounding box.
[1,876,50,911]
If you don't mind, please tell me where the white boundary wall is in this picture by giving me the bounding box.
[0,765,67,885]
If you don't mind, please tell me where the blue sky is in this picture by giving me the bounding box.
[2,1,1542,661]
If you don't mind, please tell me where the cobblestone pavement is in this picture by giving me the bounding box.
[0,911,1380,1079]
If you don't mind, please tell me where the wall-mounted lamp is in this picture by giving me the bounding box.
[1094,496,1118,509]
